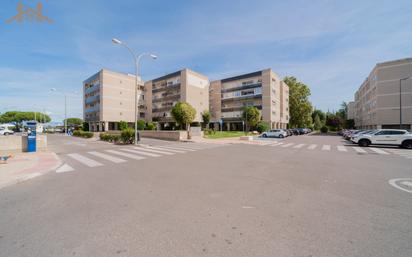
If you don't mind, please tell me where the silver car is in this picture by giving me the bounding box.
[261,129,287,138]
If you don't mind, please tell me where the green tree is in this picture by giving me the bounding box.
[146,122,157,130]
[118,120,128,130]
[283,77,313,128]
[256,121,270,133]
[64,118,83,126]
[313,114,322,131]
[201,110,211,129]
[242,106,261,131]
[312,109,326,123]
[0,111,51,123]
[326,113,344,131]
[136,119,146,130]
[171,102,196,138]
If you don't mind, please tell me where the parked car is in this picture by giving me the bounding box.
[286,129,293,137]
[351,129,412,148]
[292,129,300,135]
[0,126,15,136]
[261,129,288,138]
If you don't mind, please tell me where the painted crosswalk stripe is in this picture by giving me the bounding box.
[337,146,347,152]
[293,144,305,149]
[282,143,294,148]
[322,145,331,151]
[307,144,317,150]
[105,150,146,160]
[133,147,175,155]
[88,151,126,163]
[121,148,161,157]
[270,142,283,147]
[67,153,103,167]
[369,148,389,155]
[160,145,196,152]
[353,147,367,153]
[145,146,187,153]
[56,164,74,173]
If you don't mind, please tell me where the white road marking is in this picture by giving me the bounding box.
[88,151,126,163]
[121,148,161,157]
[56,164,74,173]
[369,148,389,155]
[293,144,305,149]
[145,146,186,153]
[282,143,294,148]
[401,181,412,187]
[270,142,283,147]
[307,144,317,150]
[353,147,367,153]
[67,153,103,167]
[133,147,175,155]
[389,178,412,194]
[160,145,196,151]
[337,146,347,152]
[105,150,146,160]
[322,145,331,151]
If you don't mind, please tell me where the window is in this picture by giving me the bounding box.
[390,130,406,135]
[375,131,391,135]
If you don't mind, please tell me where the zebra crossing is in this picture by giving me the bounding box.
[266,142,412,159]
[56,143,223,173]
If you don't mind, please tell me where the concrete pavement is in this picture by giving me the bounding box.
[0,134,411,257]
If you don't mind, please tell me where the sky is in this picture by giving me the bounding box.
[0,0,411,122]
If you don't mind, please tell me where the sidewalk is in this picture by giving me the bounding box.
[0,152,61,190]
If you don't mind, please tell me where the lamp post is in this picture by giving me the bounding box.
[399,77,410,129]
[112,38,157,145]
[50,88,78,135]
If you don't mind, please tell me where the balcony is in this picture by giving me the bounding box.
[85,95,100,104]
[221,93,262,102]
[84,105,100,113]
[221,83,262,93]
[152,83,181,93]
[221,105,262,112]
[152,94,181,103]
[85,84,100,94]
[152,106,173,113]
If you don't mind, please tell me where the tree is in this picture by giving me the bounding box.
[171,102,196,138]
[242,106,261,131]
[283,77,313,128]
[118,120,128,130]
[146,122,157,130]
[256,121,270,133]
[326,113,344,131]
[313,114,322,131]
[64,118,83,126]
[136,119,145,130]
[312,109,326,123]
[0,111,51,124]
[201,110,211,129]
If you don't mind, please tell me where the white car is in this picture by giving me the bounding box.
[0,127,15,136]
[351,129,412,149]
[261,129,287,138]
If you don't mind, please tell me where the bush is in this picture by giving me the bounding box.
[120,128,135,144]
[100,133,120,143]
[136,119,145,130]
[320,126,329,133]
[118,120,128,130]
[73,130,93,138]
[256,121,270,133]
[203,128,216,135]
[146,122,157,130]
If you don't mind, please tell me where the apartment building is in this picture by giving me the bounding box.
[354,58,412,129]
[209,69,289,131]
[347,101,355,120]
[144,69,209,129]
[83,69,145,132]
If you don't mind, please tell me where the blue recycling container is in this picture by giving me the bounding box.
[27,131,36,152]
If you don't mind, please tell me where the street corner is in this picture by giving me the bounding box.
[0,151,62,189]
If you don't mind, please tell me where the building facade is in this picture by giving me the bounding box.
[144,69,209,129]
[347,101,355,120]
[83,69,144,132]
[209,69,289,130]
[354,58,412,129]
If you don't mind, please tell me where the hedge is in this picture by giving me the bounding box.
[73,130,94,138]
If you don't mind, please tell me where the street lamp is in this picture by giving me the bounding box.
[50,88,79,135]
[112,37,157,145]
[399,77,410,129]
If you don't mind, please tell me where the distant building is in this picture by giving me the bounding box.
[347,101,355,120]
[83,69,144,132]
[209,69,289,131]
[144,69,209,129]
[353,58,412,129]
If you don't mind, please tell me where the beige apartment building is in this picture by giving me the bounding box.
[347,101,355,120]
[354,57,412,129]
[209,69,289,130]
[144,69,209,129]
[83,69,145,132]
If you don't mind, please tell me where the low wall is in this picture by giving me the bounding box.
[0,135,47,154]
[139,131,187,141]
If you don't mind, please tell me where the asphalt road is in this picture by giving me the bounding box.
[0,134,411,257]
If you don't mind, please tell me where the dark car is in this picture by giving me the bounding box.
[292,129,300,135]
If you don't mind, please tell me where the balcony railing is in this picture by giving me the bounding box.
[85,84,100,94]
[221,93,262,101]
[152,106,173,113]
[85,95,100,104]
[221,83,262,93]
[221,105,262,112]
[84,105,100,113]
[152,94,180,103]
[152,83,181,93]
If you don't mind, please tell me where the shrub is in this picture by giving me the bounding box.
[137,119,145,130]
[100,133,120,143]
[120,128,135,144]
[203,128,216,135]
[320,126,328,133]
[256,121,270,133]
[73,130,93,138]
[146,122,157,130]
[118,120,128,130]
